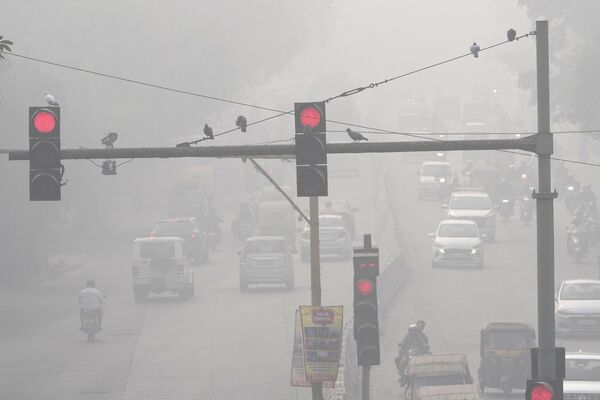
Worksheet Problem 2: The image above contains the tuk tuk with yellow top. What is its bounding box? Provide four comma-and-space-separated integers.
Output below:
478, 321, 536, 394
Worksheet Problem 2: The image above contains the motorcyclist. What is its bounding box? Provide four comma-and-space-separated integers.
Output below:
416, 320, 429, 346
79, 280, 105, 329
398, 324, 429, 355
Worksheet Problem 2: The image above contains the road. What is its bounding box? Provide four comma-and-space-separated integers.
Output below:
374, 151, 600, 400
0, 158, 379, 400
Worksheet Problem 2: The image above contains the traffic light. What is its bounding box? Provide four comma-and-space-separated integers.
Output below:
526, 380, 562, 400
29, 107, 61, 201
295, 102, 328, 197
353, 250, 380, 366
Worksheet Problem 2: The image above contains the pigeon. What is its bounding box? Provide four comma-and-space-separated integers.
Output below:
45, 92, 59, 106
236, 115, 248, 132
470, 42, 480, 58
346, 128, 368, 143
203, 123, 214, 140
507, 29, 517, 42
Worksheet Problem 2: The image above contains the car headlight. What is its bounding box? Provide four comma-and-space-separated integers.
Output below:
555, 307, 571, 316
439, 177, 446, 183
437, 152, 444, 157
471, 248, 477, 254
439, 248, 445, 254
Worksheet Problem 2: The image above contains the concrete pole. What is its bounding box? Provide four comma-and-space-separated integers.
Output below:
310, 196, 323, 400
535, 20, 557, 379
362, 365, 371, 400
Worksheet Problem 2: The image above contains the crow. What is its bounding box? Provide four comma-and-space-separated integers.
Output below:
507, 29, 517, 42
346, 128, 368, 143
45, 92, 59, 106
236, 115, 248, 132
204, 123, 214, 140
470, 42, 480, 58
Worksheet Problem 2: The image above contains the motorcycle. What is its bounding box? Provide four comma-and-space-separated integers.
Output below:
80, 310, 101, 342
395, 345, 430, 386
566, 227, 588, 263
497, 198, 514, 221
520, 196, 534, 225
234, 221, 253, 241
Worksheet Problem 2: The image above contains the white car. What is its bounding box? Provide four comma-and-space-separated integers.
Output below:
429, 219, 484, 269
417, 161, 452, 200
564, 352, 600, 399
443, 190, 496, 241
555, 279, 600, 337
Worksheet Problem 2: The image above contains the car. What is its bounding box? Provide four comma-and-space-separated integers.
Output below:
564, 352, 600, 399
417, 161, 453, 200
131, 237, 194, 302
239, 236, 294, 291
429, 219, 484, 269
555, 279, 600, 337
151, 217, 209, 265
299, 214, 352, 262
443, 189, 496, 241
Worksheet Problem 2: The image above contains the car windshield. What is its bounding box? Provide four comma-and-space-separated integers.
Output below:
319, 217, 343, 228
560, 283, 600, 300
154, 221, 193, 235
566, 358, 600, 381
438, 223, 478, 238
487, 330, 530, 349
421, 164, 451, 177
140, 242, 176, 259
412, 375, 466, 388
246, 240, 286, 254
450, 196, 492, 210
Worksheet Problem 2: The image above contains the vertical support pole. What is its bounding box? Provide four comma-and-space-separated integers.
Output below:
310, 196, 323, 400
362, 365, 370, 400
535, 20, 557, 380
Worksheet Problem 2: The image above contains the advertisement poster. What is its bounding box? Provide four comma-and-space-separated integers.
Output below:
299, 305, 343, 382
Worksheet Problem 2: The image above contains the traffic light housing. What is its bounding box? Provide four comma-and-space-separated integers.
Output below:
29, 107, 61, 201
526, 380, 562, 400
295, 101, 328, 197
353, 250, 380, 366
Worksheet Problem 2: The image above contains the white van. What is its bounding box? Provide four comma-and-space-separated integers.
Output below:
131, 237, 194, 302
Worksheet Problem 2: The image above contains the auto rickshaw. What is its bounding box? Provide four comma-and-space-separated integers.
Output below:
478, 322, 537, 394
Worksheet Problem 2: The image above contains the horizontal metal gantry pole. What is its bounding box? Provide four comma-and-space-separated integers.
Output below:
7, 135, 536, 160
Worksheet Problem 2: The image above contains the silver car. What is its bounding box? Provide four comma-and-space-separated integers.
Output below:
556, 279, 600, 337
239, 236, 294, 292
299, 214, 352, 261
564, 352, 600, 399
443, 190, 496, 241
429, 219, 484, 269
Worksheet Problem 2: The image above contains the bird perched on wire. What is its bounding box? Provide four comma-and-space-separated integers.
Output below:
204, 123, 214, 140
346, 128, 368, 143
507, 29, 517, 42
236, 115, 248, 132
469, 42, 481, 58
44, 92, 59, 106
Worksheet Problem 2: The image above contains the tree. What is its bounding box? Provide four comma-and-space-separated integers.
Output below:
519, 2, 600, 139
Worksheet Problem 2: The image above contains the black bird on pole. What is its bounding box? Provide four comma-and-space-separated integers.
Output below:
236, 115, 248, 132
346, 128, 368, 143
470, 42, 481, 58
204, 124, 214, 140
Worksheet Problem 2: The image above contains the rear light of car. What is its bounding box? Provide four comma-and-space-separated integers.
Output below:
177, 265, 184, 274
191, 229, 199, 239
149, 231, 156, 238
132, 266, 139, 276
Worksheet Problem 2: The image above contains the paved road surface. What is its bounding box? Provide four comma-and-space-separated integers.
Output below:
374, 151, 600, 400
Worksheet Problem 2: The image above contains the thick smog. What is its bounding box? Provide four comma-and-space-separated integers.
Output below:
1, 2, 599, 400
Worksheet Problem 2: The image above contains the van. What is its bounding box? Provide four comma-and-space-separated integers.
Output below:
131, 237, 194, 302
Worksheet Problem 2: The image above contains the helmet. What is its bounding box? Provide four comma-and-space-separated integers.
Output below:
86, 279, 96, 288
408, 324, 419, 334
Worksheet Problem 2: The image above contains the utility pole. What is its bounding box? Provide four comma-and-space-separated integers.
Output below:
309, 196, 323, 400
533, 20, 561, 381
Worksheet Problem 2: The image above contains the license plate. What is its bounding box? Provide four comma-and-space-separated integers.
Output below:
577, 319, 598, 326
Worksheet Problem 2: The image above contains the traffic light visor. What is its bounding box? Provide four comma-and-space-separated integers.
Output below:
32, 110, 57, 134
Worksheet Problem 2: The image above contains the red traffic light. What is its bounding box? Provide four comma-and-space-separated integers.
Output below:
356, 279, 374, 296
32, 110, 57, 134
531, 383, 553, 400
299, 105, 322, 129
